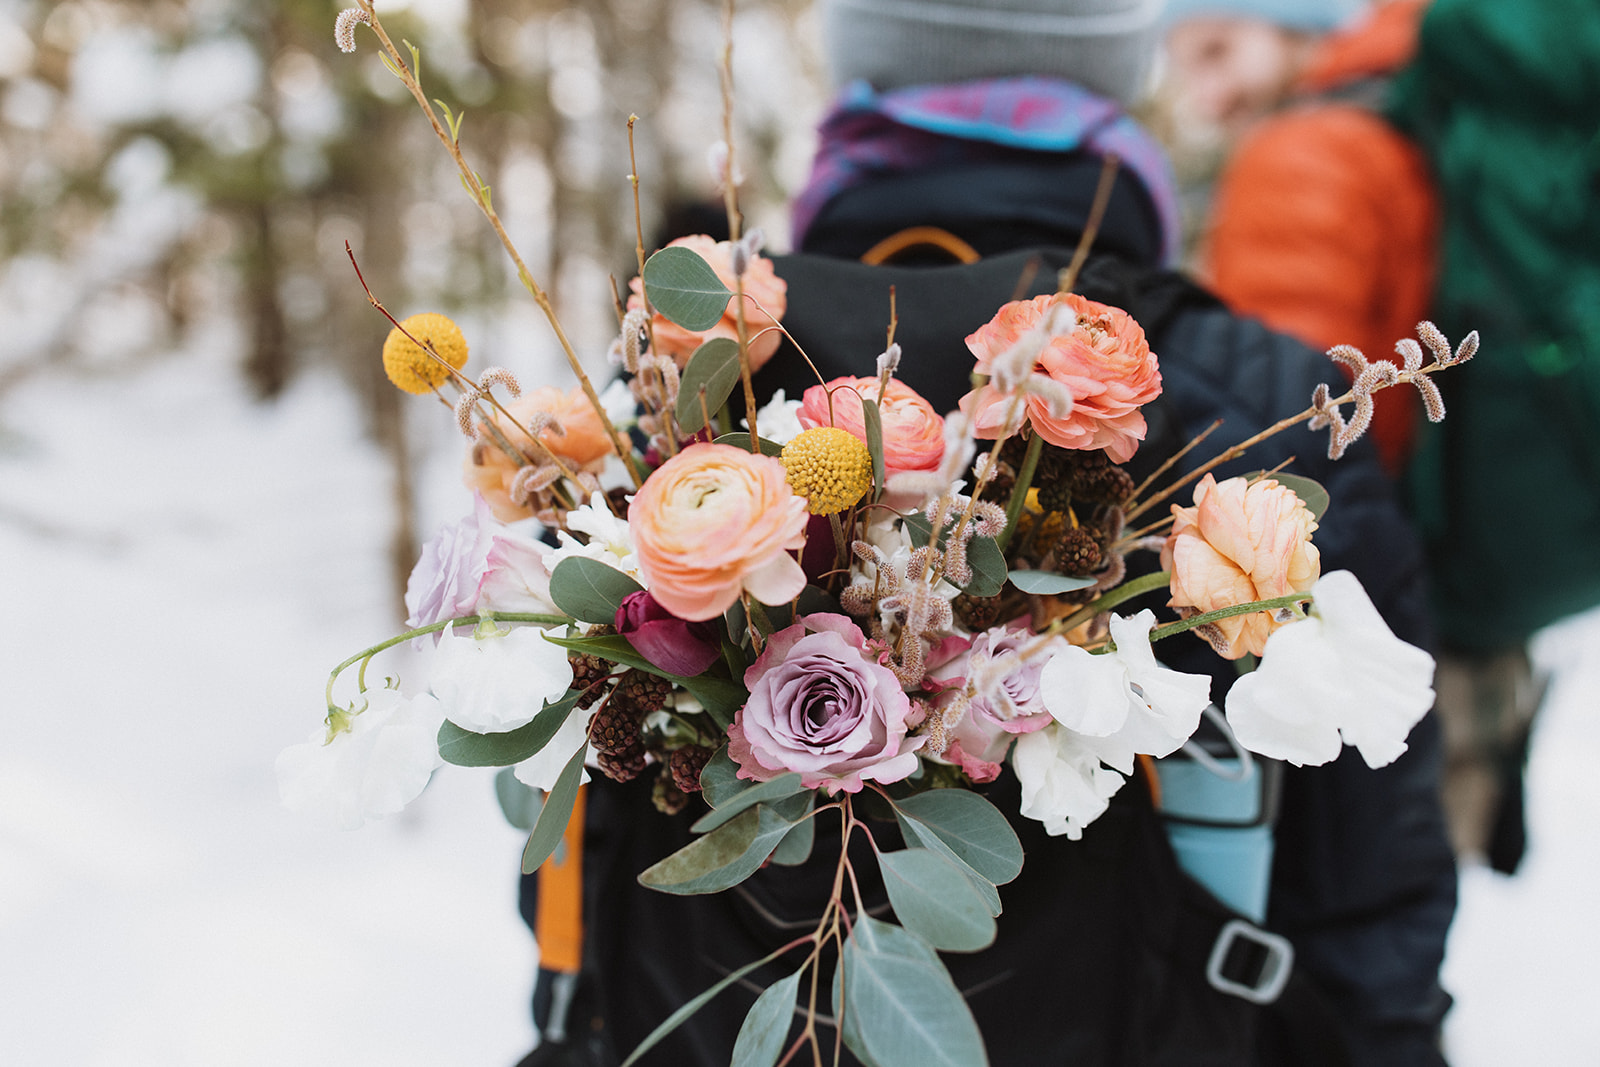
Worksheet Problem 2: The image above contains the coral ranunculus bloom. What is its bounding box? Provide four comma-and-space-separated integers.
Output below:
960, 292, 1161, 463
1161, 474, 1322, 659
626, 234, 787, 372
798, 376, 945, 476
628, 442, 809, 621
463, 386, 615, 522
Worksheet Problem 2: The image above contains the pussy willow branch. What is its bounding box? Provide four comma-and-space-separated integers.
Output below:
717, 0, 760, 451
353, 0, 643, 488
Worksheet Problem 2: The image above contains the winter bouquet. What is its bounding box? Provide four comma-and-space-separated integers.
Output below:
285, 6, 1475, 1066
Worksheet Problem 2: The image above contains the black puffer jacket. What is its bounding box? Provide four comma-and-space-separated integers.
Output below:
521, 166, 1455, 1067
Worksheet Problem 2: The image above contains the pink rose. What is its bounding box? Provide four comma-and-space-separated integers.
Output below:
405, 493, 557, 630
628, 442, 808, 621
464, 385, 616, 522
797, 377, 945, 476
1161, 474, 1322, 659
626, 234, 787, 372
927, 624, 1059, 779
729, 614, 924, 794
960, 292, 1161, 463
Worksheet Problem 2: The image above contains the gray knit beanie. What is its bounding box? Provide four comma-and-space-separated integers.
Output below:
821, 0, 1165, 106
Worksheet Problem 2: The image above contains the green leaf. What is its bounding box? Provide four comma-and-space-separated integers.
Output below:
494, 767, 542, 831
839, 916, 990, 1067
894, 817, 1002, 917
1252, 470, 1331, 521
692, 772, 806, 832
437, 690, 582, 767
877, 848, 997, 952
1007, 569, 1098, 595
892, 790, 1024, 885
861, 395, 887, 500
713, 432, 784, 457
620, 941, 797, 1067
678, 338, 744, 434
730, 969, 804, 1067
699, 746, 745, 807
642, 245, 732, 331
638, 803, 801, 895
769, 808, 816, 866
521, 743, 587, 874
548, 556, 642, 624
541, 631, 748, 728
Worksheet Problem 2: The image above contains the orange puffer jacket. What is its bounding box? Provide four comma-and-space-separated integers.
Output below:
1200, 0, 1435, 475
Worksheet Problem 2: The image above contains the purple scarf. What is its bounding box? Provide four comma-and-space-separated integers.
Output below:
791, 77, 1181, 266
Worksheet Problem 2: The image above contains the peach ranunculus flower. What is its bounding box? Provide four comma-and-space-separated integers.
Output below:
464, 386, 615, 522
1160, 474, 1322, 660
628, 442, 809, 622
960, 292, 1161, 463
798, 376, 944, 477
625, 234, 788, 372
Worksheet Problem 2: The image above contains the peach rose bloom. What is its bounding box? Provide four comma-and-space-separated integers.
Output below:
629, 442, 809, 621
1161, 474, 1321, 660
626, 234, 788, 372
798, 376, 944, 476
960, 292, 1161, 463
464, 386, 615, 522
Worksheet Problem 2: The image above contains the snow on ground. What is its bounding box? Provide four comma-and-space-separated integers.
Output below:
1, 352, 1597, 1065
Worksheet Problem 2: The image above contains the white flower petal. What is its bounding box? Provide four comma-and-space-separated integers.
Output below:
1012, 724, 1127, 839
430, 626, 574, 734
512, 707, 593, 792
1040, 644, 1131, 736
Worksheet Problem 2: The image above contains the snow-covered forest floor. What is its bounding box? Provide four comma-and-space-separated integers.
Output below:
2, 349, 1597, 1065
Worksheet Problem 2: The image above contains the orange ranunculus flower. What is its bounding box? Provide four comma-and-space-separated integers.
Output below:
629, 442, 809, 621
798, 376, 945, 477
463, 386, 615, 522
626, 234, 787, 372
960, 292, 1161, 463
1161, 474, 1321, 660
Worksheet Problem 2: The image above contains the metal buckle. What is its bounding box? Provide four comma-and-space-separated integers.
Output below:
1206, 919, 1294, 1005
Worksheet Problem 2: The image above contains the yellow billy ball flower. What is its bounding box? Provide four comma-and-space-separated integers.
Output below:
781, 427, 873, 515
382, 312, 468, 394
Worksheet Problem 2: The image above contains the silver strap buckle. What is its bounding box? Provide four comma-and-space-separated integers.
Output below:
1206, 919, 1294, 1005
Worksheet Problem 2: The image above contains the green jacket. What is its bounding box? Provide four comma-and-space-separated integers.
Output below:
1388, 0, 1600, 650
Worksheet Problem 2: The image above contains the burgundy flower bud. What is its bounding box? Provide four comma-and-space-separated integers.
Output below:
614, 590, 722, 677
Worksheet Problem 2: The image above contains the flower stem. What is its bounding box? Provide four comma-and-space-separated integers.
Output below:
1147, 592, 1311, 644
996, 431, 1045, 552
1047, 569, 1171, 636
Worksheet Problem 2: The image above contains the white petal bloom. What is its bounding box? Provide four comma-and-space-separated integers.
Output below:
1225, 569, 1435, 768
743, 388, 804, 445
1011, 723, 1127, 839
512, 705, 593, 792
429, 625, 574, 734
1040, 610, 1212, 772
549, 491, 640, 580
276, 687, 447, 830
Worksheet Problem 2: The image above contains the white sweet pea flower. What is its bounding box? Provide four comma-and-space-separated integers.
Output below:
598, 376, 638, 430
1224, 569, 1435, 768
276, 685, 447, 830
549, 491, 640, 580
743, 388, 804, 445
512, 705, 593, 792
1011, 723, 1127, 839
429, 625, 574, 734
1040, 610, 1212, 770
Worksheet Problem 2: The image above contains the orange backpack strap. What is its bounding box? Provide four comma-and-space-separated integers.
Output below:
860, 225, 981, 266
534, 783, 586, 974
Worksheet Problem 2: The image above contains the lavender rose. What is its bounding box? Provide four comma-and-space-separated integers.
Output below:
927, 624, 1061, 782
728, 614, 923, 794
405, 493, 557, 630
615, 591, 722, 676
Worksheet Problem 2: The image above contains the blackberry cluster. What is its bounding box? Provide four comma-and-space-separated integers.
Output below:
1055, 526, 1104, 576
1070, 452, 1135, 504
617, 669, 671, 714
597, 744, 648, 783
953, 592, 1005, 631
588, 692, 643, 756
569, 624, 617, 709
652, 773, 689, 816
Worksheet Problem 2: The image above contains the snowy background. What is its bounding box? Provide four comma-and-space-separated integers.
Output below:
3, 344, 1598, 1065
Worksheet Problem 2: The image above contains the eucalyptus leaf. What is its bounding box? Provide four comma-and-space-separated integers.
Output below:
541, 631, 748, 728
438, 690, 582, 767
691, 773, 806, 832
878, 848, 997, 952
521, 743, 587, 874
678, 338, 745, 434
549, 556, 643, 624
894, 817, 1002, 917
638, 803, 799, 895
1007, 569, 1098, 595
903, 514, 1007, 596
840, 916, 989, 1067
1252, 470, 1330, 521
642, 245, 732, 331
893, 790, 1024, 885
769, 808, 816, 866
713, 432, 785, 457
699, 747, 745, 807
494, 767, 543, 831
730, 969, 804, 1067
862, 395, 887, 501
